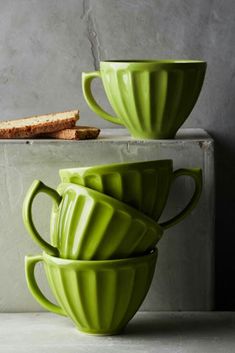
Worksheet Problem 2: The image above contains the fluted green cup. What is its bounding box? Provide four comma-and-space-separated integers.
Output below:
82, 60, 206, 139
25, 249, 157, 335
22, 181, 163, 259
60, 160, 202, 228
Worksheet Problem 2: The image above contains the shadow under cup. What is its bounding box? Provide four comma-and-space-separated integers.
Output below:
82, 60, 207, 139
25, 249, 158, 335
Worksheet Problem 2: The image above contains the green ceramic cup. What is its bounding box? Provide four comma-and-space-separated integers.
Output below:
25, 249, 158, 335
22, 181, 163, 259
82, 60, 206, 139
59, 160, 202, 228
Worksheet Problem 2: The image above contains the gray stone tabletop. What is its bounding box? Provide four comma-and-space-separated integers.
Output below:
0, 127, 212, 143
0, 312, 235, 353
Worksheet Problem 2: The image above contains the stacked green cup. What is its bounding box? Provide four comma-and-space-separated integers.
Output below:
24, 58, 206, 334
82, 60, 206, 139
23, 160, 202, 335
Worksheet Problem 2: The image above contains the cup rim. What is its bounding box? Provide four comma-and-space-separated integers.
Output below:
101, 59, 206, 64
59, 159, 173, 175
57, 182, 163, 233
42, 247, 158, 267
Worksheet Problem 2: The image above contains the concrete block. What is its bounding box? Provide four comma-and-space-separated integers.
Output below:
0, 128, 214, 311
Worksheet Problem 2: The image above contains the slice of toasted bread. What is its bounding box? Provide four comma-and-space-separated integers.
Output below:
41, 126, 100, 140
0, 110, 79, 139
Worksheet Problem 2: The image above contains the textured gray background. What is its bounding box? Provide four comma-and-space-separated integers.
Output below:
0, 0, 234, 308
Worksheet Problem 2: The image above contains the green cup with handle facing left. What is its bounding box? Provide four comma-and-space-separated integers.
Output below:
22, 181, 163, 260
82, 60, 206, 139
59, 160, 203, 229
25, 249, 158, 335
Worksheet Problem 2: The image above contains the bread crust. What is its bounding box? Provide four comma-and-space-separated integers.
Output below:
0, 110, 79, 139
41, 126, 100, 140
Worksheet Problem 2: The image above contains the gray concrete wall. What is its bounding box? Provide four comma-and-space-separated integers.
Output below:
0, 0, 234, 308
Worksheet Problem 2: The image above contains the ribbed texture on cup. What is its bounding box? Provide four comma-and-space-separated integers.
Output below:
51, 185, 162, 260
44, 250, 157, 334
60, 164, 172, 220
102, 66, 206, 138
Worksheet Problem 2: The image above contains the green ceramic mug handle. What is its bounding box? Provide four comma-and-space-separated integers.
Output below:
22, 180, 61, 257
25, 255, 66, 316
82, 71, 123, 125
159, 168, 202, 230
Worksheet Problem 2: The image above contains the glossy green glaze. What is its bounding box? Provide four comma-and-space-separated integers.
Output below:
82, 60, 206, 139
25, 249, 157, 335
22, 181, 163, 259
59, 160, 203, 227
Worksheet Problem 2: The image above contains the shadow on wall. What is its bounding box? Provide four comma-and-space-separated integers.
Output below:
213, 134, 235, 310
